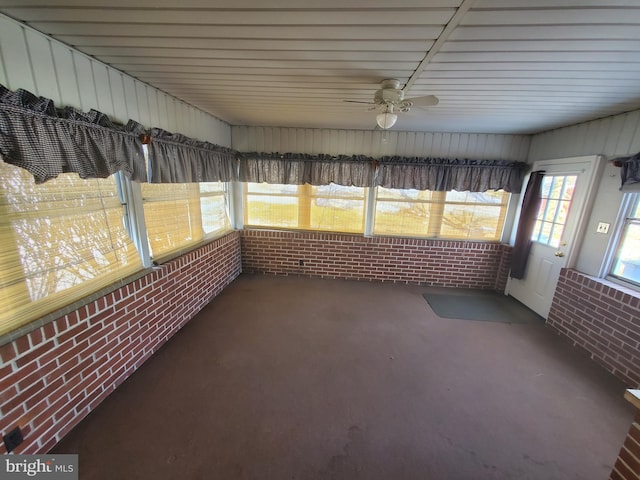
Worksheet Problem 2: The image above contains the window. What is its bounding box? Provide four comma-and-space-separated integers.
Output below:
0, 156, 232, 335
373, 187, 509, 240
609, 194, 640, 286
0, 162, 142, 336
532, 175, 577, 248
141, 182, 231, 259
244, 183, 366, 233
199, 182, 231, 236
0, 154, 516, 337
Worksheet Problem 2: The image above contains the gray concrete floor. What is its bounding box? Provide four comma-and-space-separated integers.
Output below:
54, 274, 634, 479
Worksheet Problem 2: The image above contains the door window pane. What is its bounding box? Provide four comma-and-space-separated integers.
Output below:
532, 175, 577, 248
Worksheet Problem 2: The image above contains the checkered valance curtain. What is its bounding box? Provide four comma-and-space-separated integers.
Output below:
239, 152, 528, 192
0, 84, 528, 192
238, 152, 375, 187
147, 128, 237, 183
0, 84, 147, 184
612, 152, 640, 192
376, 157, 529, 193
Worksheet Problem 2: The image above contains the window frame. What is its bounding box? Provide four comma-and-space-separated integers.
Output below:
140, 180, 233, 262
243, 182, 368, 234
372, 186, 511, 241
242, 182, 512, 241
198, 181, 233, 237
604, 192, 640, 289
1, 160, 517, 338
0, 165, 144, 336
530, 174, 577, 249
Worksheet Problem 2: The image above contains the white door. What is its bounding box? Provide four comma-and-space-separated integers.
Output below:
507, 156, 602, 318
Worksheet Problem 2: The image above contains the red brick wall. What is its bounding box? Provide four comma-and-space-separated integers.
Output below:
241, 229, 512, 290
547, 268, 640, 387
0, 231, 241, 454
610, 412, 640, 480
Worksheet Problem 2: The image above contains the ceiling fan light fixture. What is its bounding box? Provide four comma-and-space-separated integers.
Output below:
376, 106, 398, 129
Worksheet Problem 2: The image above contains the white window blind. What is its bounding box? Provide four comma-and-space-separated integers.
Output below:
141, 182, 231, 259
0, 161, 142, 336
244, 183, 366, 233
373, 188, 509, 240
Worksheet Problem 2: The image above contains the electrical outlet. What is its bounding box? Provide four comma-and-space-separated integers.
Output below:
596, 222, 610, 234
3, 426, 24, 453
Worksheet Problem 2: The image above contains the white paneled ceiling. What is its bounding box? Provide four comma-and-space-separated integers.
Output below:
1, 0, 640, 134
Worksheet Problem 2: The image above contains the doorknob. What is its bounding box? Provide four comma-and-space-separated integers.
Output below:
554, 251, 565, 257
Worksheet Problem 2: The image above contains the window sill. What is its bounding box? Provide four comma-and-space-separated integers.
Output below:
604, 275, 640, 296
0, 267, 153, 348
150, 229, 237, 266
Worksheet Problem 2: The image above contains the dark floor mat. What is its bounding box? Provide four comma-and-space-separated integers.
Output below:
423, 290, 544, 324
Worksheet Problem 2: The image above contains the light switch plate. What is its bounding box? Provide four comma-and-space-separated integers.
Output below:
596, 222, 610, 234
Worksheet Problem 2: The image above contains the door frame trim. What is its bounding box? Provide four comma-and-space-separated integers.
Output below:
505, 154, 603, 295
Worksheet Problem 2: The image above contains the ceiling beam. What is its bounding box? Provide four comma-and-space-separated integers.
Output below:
404, 0, 477, 92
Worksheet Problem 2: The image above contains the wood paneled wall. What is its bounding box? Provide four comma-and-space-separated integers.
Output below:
529, 110, 640, 161
232, 126, 531, 161
0, 14, 231, 147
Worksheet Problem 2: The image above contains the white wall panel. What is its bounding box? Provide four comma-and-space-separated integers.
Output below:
145, 88, 160, 128
0, 19, 35, 92
615, 112, 640, 155
167, 95, 177, 132
174, 98, 183, 133
91, 62, 114, 118
628, 116, 640, 154
50, 42, 80, 108
529, 109, 640, 161
194, 110, 205, 142
134, 80, 150, 127
0, 43, 6, 85
156, 93, 169, 131
0, 14, 231, 146
159, 95, 172, 132
108, 69, 127, 124
231, 126, 531, 161
24, 32, 59, 103
122, 76, 140, 123
73, 54, 98, 112
605, 117, 623, 152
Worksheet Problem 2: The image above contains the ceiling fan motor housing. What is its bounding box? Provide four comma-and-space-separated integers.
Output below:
374, 87, 405, 106
366, 79, 436, 117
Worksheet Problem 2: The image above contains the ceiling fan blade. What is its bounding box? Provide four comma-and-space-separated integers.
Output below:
404, 95, 439, 107
343, 100, 376, 104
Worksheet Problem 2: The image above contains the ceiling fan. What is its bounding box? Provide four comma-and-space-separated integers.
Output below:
344, 79, 439, 129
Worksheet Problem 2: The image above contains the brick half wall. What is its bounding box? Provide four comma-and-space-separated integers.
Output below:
610, 412, 640, 480
241, 229, 512, 291
548, 268, 640, 387
0, 231, 241, 454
